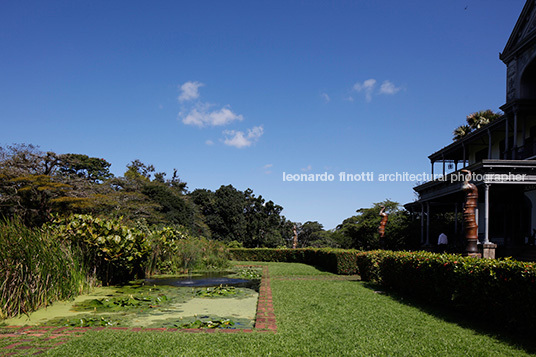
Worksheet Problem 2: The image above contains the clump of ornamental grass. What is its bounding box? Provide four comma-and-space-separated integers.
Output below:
0, 217, 89, 319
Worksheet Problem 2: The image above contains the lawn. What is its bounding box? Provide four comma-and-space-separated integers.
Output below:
6, 262, 536, 356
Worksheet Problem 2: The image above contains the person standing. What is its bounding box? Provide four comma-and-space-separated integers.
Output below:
438, 233, 448, 252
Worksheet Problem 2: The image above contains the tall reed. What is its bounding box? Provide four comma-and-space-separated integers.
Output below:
0, 218, 89, 319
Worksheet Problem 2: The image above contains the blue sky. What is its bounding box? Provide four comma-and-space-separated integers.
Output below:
0, 0, 526, 229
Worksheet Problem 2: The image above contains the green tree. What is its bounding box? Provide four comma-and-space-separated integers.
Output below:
297, 221, 324, 247
332, 200, 411, 250
190, 185, 291, 247
94, 160, 195, 228
57, 154, 112, 182
243, 189, 287, 247
0, 145, 102, 225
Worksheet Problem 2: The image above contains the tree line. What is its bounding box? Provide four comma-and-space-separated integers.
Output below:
0, 144, 293, 248
295, 200, 420, 250
0, 144, 418, 249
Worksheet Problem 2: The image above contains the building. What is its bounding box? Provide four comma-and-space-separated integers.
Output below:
405, 0, 536, 259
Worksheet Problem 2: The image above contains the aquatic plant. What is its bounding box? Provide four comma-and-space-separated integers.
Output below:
49, 214, 151, 285
195, 285, 238, 298
73, 293, 169, 312
45, 316, 120, 327
0, 217, 89, 319
234, 266, 262, 280
176, 318, 235, 329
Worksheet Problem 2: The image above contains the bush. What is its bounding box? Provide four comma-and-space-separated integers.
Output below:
49, 214, 151, 285
355, 250, 389, 282
229, 248, 360, 275
231, 247, 536, 331
356, 250, 536, 331
147, 226, 230, 275
0, 218, 89, 319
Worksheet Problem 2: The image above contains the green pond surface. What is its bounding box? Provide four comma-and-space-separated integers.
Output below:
3, 278, 259, 329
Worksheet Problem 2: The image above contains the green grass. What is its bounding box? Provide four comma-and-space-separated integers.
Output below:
41, 262, 536, 356
234, 260, 334, 277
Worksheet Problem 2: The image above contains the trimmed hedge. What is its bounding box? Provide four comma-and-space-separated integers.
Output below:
232, 248, 536, 331
356, 250, 536, 331
229, 248, 360, 275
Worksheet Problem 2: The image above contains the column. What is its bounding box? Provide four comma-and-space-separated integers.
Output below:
513, 112, 518, 159
505, 116, 509, 159
488, 129, 492, 159
482, 183, 497, 258
484, 184, 490, 244
454, 203, 458, 235
522, 115, 526, 155
462, 142, 466, 167
426, 202, 430, 246
420, 203, 424, 245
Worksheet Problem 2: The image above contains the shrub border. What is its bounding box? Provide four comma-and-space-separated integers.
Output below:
230, 248, 536, 331
229, 248, 360, 275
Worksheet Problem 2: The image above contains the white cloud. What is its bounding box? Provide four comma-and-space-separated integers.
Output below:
181, 105, 244, 127
353, 79, 400, 101
301, 164, 312, 172
353, 79, 376, 102
321, 93, 330, 103
379, 80, 401, 95
178, 81, 204, 102
263, 163, 273, 169
223, 125, 264, 148
354, 78, 376, 91
178, 82, 259, 146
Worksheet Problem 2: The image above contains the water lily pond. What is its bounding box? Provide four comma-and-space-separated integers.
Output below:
3, 270, 261, 329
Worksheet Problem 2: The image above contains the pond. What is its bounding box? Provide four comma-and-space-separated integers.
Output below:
2, 269, 262, 329
145, 271, 257, 289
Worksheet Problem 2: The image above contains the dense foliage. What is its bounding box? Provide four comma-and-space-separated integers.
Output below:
49, 214, 151, 285
190, 185, 294, 247
356, 250, 536, 331
230, 248, 360, 275
0, 218, 89, 319
331, 200, 413, 250
294, 200, 416, 250
0, 144, 295, 248
146, 226, 230, 275
0, 144, 421, 250
0, 214, 232, 319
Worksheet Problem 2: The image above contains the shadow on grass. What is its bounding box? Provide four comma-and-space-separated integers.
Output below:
309, 264, 336, 274
359, 281, 536, 354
